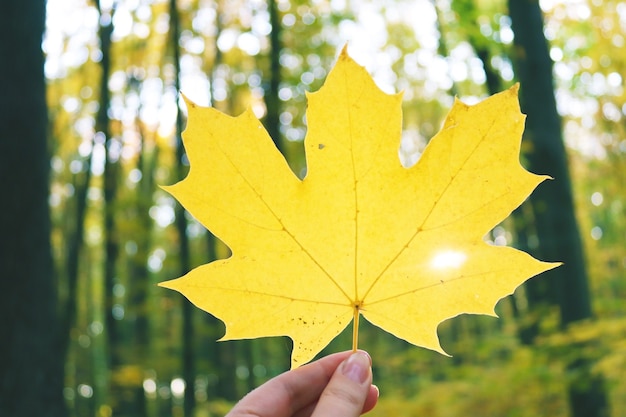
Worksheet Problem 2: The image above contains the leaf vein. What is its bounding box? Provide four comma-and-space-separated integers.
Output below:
216, 140, 352, 302
362, 117, 500, 301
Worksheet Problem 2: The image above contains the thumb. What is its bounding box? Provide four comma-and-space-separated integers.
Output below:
311, 351, 372, 417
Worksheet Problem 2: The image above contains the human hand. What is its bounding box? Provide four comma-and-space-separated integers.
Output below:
225, 350, 379, 417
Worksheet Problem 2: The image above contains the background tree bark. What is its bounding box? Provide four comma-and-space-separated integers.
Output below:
169, 0, 197, 414
509, 0, 591, 326
0, 0, 67, 415
508, 0, 610, 415
263, 0, 284, 151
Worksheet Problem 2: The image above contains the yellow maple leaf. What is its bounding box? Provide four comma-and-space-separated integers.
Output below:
160, 49, 560, 368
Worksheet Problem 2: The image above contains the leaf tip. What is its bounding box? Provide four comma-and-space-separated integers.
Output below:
180, 92, 197, 109
545, 260, 564, 271
435, 344, 452, 358
339, 43, 350, 58
157, 277, 180, 290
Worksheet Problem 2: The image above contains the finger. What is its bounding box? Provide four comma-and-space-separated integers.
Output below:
293, 383, 379, 417
226, 351, 353, 417
310, 351, 373, 417
362, 385, 380, 414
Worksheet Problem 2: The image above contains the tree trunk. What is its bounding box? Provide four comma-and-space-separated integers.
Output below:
169, 0, 196, 415
508, 0, 591, 325
92, 2, 141, 415
0, 1, 67, 416
129, 130, 157, 357
508, 0, 609, 415
452, 0, 504, 95
94, 1, 122, 373
61, 148, 93, 363
126, 122, 156, 417
264, 0, 283, 151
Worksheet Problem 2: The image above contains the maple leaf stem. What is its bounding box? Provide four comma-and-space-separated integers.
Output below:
352, 304, 360, 352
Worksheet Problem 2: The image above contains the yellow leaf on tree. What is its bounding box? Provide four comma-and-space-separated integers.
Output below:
160, 48, 560, 369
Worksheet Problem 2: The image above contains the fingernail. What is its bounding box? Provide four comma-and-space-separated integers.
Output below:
341, 351, 371, 384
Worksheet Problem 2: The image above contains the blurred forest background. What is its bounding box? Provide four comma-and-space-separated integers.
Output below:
1, 0, 625, 416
